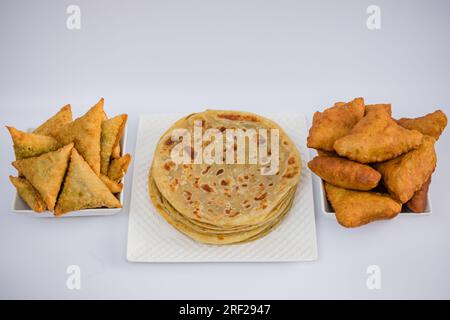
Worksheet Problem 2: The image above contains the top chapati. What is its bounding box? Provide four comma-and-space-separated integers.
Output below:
151, 110, 301, 229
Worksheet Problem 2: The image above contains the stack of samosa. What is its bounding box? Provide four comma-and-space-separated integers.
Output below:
7, 98, 132, 216
307, 98, 447, 227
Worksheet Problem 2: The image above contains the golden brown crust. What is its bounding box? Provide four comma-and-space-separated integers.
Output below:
99, 174, 123, 194
12, 143, 73, 211
54, 98, 104, 175
100, 114, 128, 175
325, 183, 401, 228
6, 126, 60, 160
365, 104, 392, 116
375, 136, 436, 203
34, 104, 72, 137
107, 154, 131, 182
308, 156, 381, 190
111, 144, 121, 159
316, 149, 338, 157
397, 110, 447, 140
54, 149, 121, 216
334, 108, 423, 163
307, 97, 365, 151
406, 178, 431, 213
9, 176, 47, 213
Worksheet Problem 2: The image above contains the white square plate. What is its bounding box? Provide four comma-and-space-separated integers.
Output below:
127, 113, 318, 262
10, 127, 128, 217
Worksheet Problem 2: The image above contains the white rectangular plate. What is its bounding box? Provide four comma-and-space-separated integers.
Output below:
10, 127, 128, 217
127, 113, 318, 262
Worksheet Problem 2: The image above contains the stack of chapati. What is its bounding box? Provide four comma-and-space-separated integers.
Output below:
149, 110, 301, 245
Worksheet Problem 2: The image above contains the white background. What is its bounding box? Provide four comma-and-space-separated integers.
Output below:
0, 0, 449, 299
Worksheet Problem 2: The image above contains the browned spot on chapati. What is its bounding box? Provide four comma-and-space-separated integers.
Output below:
217, 114, 259, 122
201, 184, 214, 192
254, 192, 267, 201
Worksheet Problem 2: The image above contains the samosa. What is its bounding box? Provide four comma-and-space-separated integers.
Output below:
9, 176, 47, 213
54, 149, 121, 216
54, 98, 104, 175
6, 126, 60, 160
108, 154, 131, 182
12, 143, 73, 211
100, 114, 127, 175
34, 104, 72, 137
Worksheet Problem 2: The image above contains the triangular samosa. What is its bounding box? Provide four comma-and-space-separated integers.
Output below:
107, 154, 131, 182
100, 114, 127, 175
54, 149, 122, 216
54, 98, 104, 175
12, 143, 73, 211
9, 176, 47, 213
100, 175, 123, 194
6, 126, 60, 159
34, 104, 72, 137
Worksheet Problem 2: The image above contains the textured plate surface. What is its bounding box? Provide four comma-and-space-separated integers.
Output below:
127, 113, 317, 262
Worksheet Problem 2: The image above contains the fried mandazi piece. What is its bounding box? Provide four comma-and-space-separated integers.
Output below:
100, 114, 127, 175
12, 143, 73, 211
307, 97, 365, 151
375, 136, 436, 203
308, 156, 381, 190
54, 149, 122, 216
316, 149, 337, 157
34, 104, 72, 137
334, 108, 423, 163
6, 126, 60, 160
406, 178, 431, 213
111, 144, 121, 159
54, 98, 104, 175
107, 153, 131, 182
325, 183, 401, 228
397, 110, 447, 140
9, 176, 47, 213
100, 174, 123, 194
365, 104, 392, 116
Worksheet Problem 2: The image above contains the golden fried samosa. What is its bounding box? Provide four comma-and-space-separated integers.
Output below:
34, 104, 72, 137
54, 98, 104, 175
6, 126, 60, 160
9, 176, 47, 213
100, 114, 127, 175
54, 149, 121, 215
107, 153, 131, 182
100, 174, 123, 194
12, 143, 73, 211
